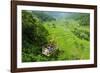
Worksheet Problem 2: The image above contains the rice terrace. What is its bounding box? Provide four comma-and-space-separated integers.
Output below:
22, 10, 90, 62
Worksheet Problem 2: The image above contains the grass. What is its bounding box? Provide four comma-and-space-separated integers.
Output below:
43, 20, 90, 60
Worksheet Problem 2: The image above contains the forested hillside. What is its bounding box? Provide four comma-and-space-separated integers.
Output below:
22, 10, 90, 62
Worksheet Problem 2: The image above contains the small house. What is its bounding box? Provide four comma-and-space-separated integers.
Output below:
42, 44, 55, 56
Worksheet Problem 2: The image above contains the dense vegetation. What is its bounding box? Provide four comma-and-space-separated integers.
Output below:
22, 10, 90, 62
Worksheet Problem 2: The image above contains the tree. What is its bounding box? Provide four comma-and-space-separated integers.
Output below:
66, 13, 90, 26
22, 10, 49, 47
22, 10, 49, 62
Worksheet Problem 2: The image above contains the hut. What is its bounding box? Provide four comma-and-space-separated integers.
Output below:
42, 44, 55, 56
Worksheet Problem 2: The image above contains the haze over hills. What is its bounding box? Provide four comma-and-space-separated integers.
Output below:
26, 10, 89, 21
31, 10, 74, 20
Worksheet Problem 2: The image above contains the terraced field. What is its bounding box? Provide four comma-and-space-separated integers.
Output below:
43, 20, 90, 60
